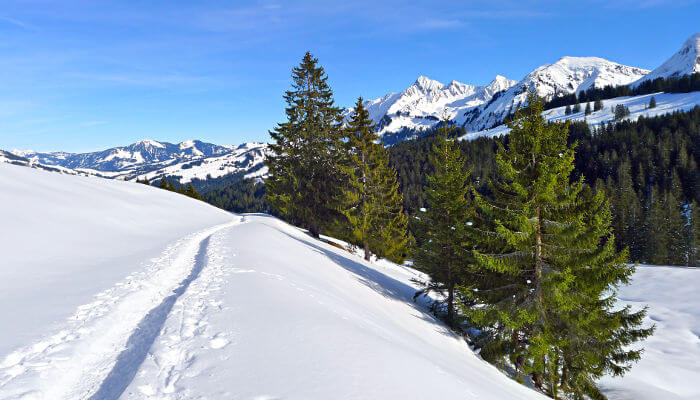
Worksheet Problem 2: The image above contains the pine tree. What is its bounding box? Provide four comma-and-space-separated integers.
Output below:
413, 119, 475, 328
265, 52, 346, 238
565, 105, 572, 115
585, 102, 592, 115
573, 103, 581, 113
649, 96, 657, 109
594, 98, 604, 112
341, 98, 408, 262
463, 92, 652, 399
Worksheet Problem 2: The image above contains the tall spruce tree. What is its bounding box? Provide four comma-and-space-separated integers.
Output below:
462, 92, 652, 399
341, 98, 409, 262
266, 52, 346, 238
413, 119, 475, 328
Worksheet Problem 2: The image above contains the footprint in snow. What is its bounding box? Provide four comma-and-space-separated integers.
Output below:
210, 335, 229, 349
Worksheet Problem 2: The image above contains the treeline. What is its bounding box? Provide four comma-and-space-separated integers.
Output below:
204, 178, 267, 213
136, 177, 203, 200
545, 72, 700, 110
388, 107, 700, 267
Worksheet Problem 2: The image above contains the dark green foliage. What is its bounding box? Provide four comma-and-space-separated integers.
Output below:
573, 103, 581, 113
649, 96, 657, 109
413, 120, 475, 328
265, 52, 346, 238
565, 105, 572, 115
585, 102, 592, 115
388, 106, 700, 266
594, 98, 604, 112
613, 104, 630, 121
463, 92, 653, 399
340, 98, 409, 262
204, 178, 267, 214
155, 178, 203, 201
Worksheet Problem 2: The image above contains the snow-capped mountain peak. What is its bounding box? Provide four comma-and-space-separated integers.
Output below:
413, 75, 446, 92
350, 74, 517, 143
463, 56, 649, 131
633, 32, 700, 86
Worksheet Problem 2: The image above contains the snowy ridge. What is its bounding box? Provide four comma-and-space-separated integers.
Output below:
633, 33, 700, 86
346, 75, 517, 139
463, 56, 649, 131
6, 140, 270, 186
460, 91, 700, 141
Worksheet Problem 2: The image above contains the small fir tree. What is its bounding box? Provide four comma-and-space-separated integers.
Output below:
341, 97, 409, 262
462, 92, 653, 399
265, 52, 346, 238
413, 118, 475, 328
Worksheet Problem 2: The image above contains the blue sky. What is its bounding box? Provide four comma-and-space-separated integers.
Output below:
0, 0, 698, 152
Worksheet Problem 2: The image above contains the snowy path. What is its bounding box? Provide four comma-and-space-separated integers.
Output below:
0, 218, 242, 400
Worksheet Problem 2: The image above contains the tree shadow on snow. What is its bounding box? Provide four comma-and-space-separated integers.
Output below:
273, 226, 457, 340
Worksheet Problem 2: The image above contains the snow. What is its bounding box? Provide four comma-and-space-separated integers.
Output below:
0, 162, 697, 399
347, 75, 518, 136
460, 91, 700, 141
351, 56, 649, 138
633, 32, 700, 86
599, 265, 700, 400
0, 163, 232, 358
0, 163, 548, 399
465, 57, 649, 131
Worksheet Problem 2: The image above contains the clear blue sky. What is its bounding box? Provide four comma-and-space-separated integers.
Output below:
0, 0, 698, 152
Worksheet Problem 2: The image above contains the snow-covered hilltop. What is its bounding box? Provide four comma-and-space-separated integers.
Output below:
355, 33, 700, 141
0, 162, 549, 400
633, 32, 700, 86
9, 140, 269, 186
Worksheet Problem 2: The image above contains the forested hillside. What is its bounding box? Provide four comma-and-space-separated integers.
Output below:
388, 107, 700, 266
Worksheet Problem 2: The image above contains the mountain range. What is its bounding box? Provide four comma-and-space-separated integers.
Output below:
8, 140, 269, 189
3, 33, 699, 189
351, 32, 699, 141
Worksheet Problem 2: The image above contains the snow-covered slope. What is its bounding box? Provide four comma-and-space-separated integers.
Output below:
348, 75, 517, 140
633, 33, 700, 86
460, 91, 700, 141
130, 142, 268, 184
599, 265, 700, 400
0, 163, 233, 360
0, 163, 548, 399
464, 57, 649, 131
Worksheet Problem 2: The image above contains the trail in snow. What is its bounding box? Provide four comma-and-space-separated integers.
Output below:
0, 218, 241, 400
89, 236, 212, 400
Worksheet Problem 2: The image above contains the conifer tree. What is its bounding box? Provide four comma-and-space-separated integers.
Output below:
413, 119, 475, 328
341, 98, 408, 262
565, 105, 572, 115
585, 102, 592, 115
266, 52, 346, 238
594, 98, 604, 111
573, 103, 581, 113
649, 96, 657, 109
462, 92, 652, 399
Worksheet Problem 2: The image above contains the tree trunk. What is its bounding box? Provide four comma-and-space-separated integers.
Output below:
446, 279, 455, 329
309, 222, 320, 239
364, 241, 371, 261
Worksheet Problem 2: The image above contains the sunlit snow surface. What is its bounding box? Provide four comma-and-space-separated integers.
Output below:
0, 163, 546, 399
460, 91, 700, 141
